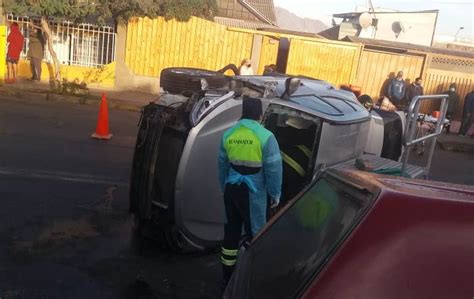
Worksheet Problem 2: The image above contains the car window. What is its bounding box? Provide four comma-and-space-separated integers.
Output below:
247, 174, 372, 299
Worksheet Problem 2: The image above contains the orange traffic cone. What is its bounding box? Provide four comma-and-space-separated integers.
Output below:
91, 93, 113, 140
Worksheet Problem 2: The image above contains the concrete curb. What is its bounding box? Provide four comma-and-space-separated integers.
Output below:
437, 139, 474, 154
0, 87, 145, 112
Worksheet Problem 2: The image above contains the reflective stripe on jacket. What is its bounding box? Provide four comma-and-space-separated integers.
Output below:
281, 145, 311, 178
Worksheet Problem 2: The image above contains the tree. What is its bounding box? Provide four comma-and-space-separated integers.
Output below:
95, 0, 218, 23
3, 0, 217, 82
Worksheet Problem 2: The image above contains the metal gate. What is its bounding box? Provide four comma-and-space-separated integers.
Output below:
7, 14, 116, 67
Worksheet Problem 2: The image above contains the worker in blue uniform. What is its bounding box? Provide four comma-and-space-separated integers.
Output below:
218, 96, 283, 285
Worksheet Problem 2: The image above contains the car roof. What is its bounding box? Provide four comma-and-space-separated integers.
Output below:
235, 76, 370, 123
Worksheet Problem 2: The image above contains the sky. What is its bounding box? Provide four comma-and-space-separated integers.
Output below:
274, 0, 474, 38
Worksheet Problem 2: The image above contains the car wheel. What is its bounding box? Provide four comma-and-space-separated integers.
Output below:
160, 67, 229, 94
164, 226, 195, 254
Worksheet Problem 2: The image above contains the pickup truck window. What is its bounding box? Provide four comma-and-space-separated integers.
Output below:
248, 175, 372, 299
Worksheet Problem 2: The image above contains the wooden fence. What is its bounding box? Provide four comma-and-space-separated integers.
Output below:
126, 17, 254, 76
257, 36, 279, 75
420, 54, 474, 119
125, 16, 362, 87
286, 39, 361, 86
124, 17, 473, 118
355, 50, 425, 101
0, 25, 6, 84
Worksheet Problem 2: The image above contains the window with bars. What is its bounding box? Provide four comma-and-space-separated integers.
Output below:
7, 15, 116, 68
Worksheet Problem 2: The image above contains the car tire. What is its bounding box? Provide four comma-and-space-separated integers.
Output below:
160, 67, 229, 94
164, 226, 196, 254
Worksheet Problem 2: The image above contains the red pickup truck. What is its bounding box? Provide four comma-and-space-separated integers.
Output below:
224, 169, 474, 299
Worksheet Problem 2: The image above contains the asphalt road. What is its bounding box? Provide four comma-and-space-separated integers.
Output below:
0, 98, 221, 299
0, 97, 472, 299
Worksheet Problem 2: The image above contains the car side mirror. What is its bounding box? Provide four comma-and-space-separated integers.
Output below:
283, 77, 301, 99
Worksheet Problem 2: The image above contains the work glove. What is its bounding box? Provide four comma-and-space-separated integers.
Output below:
270, 197, 280, 209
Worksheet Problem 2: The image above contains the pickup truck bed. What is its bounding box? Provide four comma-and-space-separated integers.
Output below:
333, 153, 425, 179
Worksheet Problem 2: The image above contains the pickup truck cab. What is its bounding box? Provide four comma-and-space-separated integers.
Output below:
224, 169, 474, 299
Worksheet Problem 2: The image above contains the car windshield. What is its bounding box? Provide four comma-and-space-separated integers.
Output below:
246, 173, 373, 298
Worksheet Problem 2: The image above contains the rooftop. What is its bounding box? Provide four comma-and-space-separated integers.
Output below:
343, 36, 474, 59
214, 16, 277, 30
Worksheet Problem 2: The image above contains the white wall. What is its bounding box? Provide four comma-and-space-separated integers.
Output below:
358, 12, 438, 46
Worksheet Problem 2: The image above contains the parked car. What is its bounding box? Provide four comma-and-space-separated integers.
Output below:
224, 168, 474, 299
129, 68, 437, 252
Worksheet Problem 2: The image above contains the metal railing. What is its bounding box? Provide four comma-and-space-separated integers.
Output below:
401, 94, 449, 178
7, 14, 116, 68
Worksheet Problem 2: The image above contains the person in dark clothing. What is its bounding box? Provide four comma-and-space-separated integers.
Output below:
443, 83, 460, 133
404, 77, 424, 106
459, 91, 474, 137
387, 71, 405, 106
27, 27, 45, 81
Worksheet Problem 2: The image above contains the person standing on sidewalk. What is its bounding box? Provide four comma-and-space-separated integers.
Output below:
459, 91, 474, 137
27, 26, 45, 81
5, 22, 24, 84
443, 83, 460, 133
387, 71, 406, 107
218, 97, 282, 286
404, 77, 424, 106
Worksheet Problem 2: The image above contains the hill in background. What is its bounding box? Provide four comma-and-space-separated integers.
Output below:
275, 6, 329, 34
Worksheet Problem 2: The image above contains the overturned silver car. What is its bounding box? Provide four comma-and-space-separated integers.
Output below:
129, 68, 444, 252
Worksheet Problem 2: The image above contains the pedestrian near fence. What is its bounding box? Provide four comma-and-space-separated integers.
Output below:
459, 91, 474, 137
387, 71, 405, 106
5, 22, 24, 84
404, 77, 424, 106
441, 83, 460, 133
27, 26, 45, 81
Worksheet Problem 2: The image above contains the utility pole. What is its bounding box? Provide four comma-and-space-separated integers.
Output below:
455, 26, 464, 42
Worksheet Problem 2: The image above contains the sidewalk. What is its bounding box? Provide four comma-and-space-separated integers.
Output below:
437, 134, 474, 153
0, 79, 158, 111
